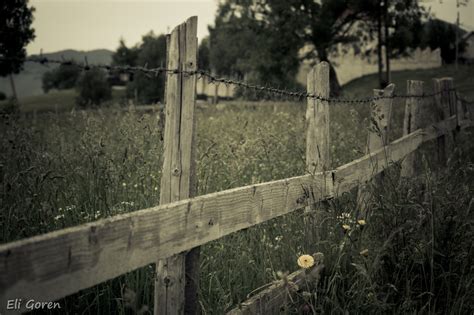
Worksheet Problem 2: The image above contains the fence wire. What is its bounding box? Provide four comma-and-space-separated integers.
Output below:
2, 56, 473, 106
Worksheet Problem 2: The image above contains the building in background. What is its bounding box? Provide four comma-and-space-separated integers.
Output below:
460, 31, 474, 64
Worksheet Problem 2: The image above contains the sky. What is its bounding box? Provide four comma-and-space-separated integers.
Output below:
26, 0, 474, 55
27, 0, 219, 54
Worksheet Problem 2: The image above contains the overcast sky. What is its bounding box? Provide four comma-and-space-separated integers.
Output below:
27, 0, 474, 55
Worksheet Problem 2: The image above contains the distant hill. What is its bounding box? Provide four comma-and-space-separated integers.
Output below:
0, 49, 113, 99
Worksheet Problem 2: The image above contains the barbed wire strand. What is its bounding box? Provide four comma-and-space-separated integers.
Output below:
2, 56, 473, 106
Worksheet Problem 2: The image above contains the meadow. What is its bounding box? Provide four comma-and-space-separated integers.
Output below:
1, 66, 473, 314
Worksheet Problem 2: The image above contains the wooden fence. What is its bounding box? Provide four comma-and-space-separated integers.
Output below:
1, 16, 473, 315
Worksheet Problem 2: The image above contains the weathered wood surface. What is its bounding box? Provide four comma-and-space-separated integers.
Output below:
357, 84, 395, 216
0, 115, 472, 314
433, 77, 455, 165
306, 62, 330, 175
305, 62, 330, 244
227, 270, 306, 315
401, 80, 426, 177
155, 16, 198, 315
226, 115, 473, 315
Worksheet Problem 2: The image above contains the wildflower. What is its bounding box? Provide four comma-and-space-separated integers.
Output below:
275, 235, 283, 242
297, 254, 314, 269
122, 182, 127, 187
342, 224, 351, 231
154, 186, 158, 191
54, 214, 64, 220
357, 219, 366, 226
360, 249, 369, 257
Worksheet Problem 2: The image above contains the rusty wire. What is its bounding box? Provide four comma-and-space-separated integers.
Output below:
1, 56, 469, 105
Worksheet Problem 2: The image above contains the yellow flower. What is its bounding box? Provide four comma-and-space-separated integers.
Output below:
360, 249, 369, 257
357, 219, 366, 226
297, 254, 314, 269
342, 224, 351, 231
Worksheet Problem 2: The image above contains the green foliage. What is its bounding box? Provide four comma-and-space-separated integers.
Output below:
0, 0, 35, 77
421, 19, 467, 64
112, 33, 166, 104
112, 39, 139, 67
41, 63, 81, 93
209, 0, 302, 92
198, 37, 210, 70
75, 68, 112, 107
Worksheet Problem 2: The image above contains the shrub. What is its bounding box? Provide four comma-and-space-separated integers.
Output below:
75, 68, 112, 107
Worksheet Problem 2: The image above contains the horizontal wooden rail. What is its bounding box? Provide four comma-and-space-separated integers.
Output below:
227, 115, 473, 314
0, 115, 472, 313
227, 270, 307, 315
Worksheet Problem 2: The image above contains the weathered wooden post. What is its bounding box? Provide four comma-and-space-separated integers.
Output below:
433, 78, 456, 165
155, 16, 198, 315
306, 61, 330, 243
401, 80, 427, 177
357, 84, 395, 216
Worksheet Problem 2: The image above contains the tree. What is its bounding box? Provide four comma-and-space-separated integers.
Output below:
75, 68, 111, 107
111, 33, 166, 104
198, 37, 210, 70
209, 0, 425, 94
0, 0, 35, 103
42, 62, 81, 93
112, 39, 139, 67
356, 0, 425, 87
208, 1, 302, 94
421, 19, 466, 64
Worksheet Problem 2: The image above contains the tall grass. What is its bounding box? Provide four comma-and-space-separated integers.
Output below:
1, 98, 472, 314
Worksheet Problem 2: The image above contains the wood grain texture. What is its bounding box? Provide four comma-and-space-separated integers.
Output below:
0, 115, 471, 314
305, 62, 330, 244
155, 16, 198, 315
306, 62, 330, 175
401, 80, 425, 178
433, 78, 455, 165
224, 116, 474, 315
227, 270, 306, 315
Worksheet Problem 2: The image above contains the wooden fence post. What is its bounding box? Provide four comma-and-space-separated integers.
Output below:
357, 84, 395, 217
433, 77, 456, 165
400, 80, 427, 178
306, 61, 330, 243
155, 16, 198, 315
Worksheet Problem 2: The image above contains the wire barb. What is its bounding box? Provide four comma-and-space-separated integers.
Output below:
0, 56, 471, 106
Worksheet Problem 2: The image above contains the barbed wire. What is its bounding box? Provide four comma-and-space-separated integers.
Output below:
1, 56, 471, 105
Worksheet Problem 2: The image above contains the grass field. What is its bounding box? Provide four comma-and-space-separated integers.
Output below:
0, 88, 127, 113
1, 66, 473, 314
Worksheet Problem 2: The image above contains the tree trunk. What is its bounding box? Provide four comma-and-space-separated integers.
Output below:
9, 74, 19, 104
384, 0, 391, 84
377, 2, 384, 89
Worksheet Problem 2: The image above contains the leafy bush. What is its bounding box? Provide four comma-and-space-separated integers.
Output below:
75, 68, 112, 107
42, 63, 81, 93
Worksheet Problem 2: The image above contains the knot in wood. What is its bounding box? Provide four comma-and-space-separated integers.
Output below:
172, 168, 181, 176
296, 195, 307, 205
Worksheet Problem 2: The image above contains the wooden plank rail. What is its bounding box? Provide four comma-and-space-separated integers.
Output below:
227, 115, 474, 314
1, 113, 471, 313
